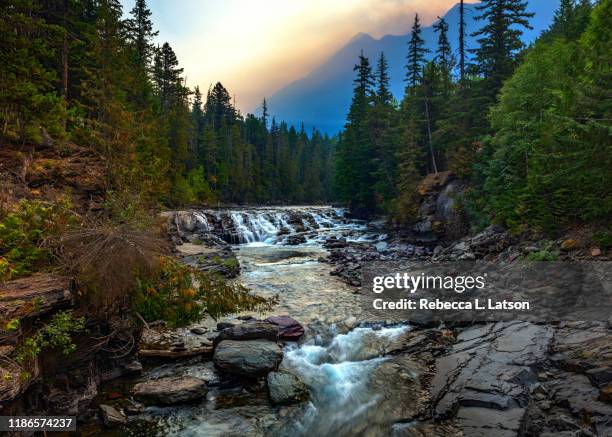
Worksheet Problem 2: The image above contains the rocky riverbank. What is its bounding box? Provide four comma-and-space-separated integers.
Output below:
3, 204, 609, 436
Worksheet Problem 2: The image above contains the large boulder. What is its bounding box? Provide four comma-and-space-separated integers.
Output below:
175, 211, 198, 233
214, 321, 279, 346
214, 340, 283, 377
264, 316, 304, 341
133, 376, 207, 405
267, 371, 309, 405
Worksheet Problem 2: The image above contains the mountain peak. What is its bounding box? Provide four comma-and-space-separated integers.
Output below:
348, 32, 374, 43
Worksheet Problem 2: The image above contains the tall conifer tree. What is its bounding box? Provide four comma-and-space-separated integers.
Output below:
470, 0, 534, 97
405, 14, 429, 89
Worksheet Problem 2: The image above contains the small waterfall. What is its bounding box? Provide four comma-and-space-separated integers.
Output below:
193, 211, 212, 232
230, 212, 256, 243
176, 207, 363, 245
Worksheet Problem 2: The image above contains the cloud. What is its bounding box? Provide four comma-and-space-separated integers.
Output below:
122, 0, 476, 113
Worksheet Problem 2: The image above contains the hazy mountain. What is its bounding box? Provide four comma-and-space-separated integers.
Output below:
263, 1, 560, 134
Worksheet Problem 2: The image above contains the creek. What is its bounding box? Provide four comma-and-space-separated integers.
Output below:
125, 207, 417, 436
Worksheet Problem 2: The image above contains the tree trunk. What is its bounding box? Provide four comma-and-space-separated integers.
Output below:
424, 97, 438, 174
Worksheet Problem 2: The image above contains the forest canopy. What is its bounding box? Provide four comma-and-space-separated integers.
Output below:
0, 0, 335, 207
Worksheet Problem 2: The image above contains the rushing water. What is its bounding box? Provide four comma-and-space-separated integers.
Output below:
128, 207, 413, 437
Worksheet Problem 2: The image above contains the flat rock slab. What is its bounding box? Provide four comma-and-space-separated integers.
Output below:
99, 404, 127, 427
264, 316, 304, 341
0, 273, 72, 321
133, 376, 207, 405
214, 321, 279, 346
214, 340, 283, 377
456, 406, 525, 437
431, 322, 554, 435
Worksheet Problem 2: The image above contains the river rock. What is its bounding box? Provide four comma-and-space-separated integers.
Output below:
175, 211, 198, 233
264, 316, 304, 341
285, 234, 307, 245
214, 321, 279, 345
217, 321, 235, 330
99, 404, 127, 427
214, 340, 283, 377
133, 376, 207, 405
267, 371, 309, 405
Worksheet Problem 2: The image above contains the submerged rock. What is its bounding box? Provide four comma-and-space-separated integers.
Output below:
264, 316, 304, 341
214, 340, 283, 377
133, 376, 207, 405
285, 234, 307, 245
267, 371, 309, 405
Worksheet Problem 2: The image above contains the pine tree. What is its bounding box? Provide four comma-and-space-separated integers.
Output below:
154, 42, 184, 111
405, 13, 429, 89
371, 52, 398, 207
434, 16, 453, 96
261, 97, 268, 130
434, 17, 453, 81
470, 0, 534, 97
375, 52, 393, 105
335, 51, 375, 214
125, 0, 158, 68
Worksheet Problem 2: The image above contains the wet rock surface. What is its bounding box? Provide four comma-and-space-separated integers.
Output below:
267, 371, 309, 405
213, 340, 283, 377
133, 376, 208, 405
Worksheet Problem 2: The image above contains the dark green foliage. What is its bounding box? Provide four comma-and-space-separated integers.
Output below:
336, 0, 610, 236
0, 0, 65, 143
405, 14, 429, 89
16, 310, 86, 365
335, 52, 378, 214
477, 0, 611, 232
470, 0, 534, 99
0, 199, 76, 281
594, 231, 612, 250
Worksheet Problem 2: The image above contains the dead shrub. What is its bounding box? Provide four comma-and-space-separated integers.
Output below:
57, 221, 169, 313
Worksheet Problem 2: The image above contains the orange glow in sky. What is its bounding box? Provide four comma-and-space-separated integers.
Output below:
122, 0, 478, 113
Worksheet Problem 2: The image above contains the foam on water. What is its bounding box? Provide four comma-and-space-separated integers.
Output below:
280, 325, 409, 435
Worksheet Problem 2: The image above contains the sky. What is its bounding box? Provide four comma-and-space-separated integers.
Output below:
121, 0, 477, 114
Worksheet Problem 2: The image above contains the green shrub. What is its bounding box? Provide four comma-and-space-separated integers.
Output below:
526, 250, 558, 262
132, 257, 275, 327
16, 311, 86, 366
0, 199, 76, 281
594, 231, 612, 250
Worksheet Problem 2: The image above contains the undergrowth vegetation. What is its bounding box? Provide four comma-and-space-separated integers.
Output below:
0, 198, 77, 281
132, 257, 276, 326
15, 311, 86, 367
